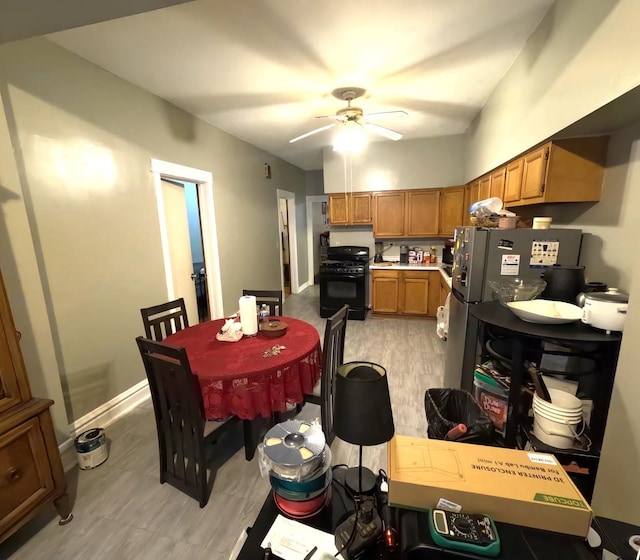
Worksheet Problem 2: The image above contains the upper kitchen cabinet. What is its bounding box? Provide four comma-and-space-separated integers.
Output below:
439, 186, 465, 237
503, 157, 525, 203
405, 189, 440, 237
490, 167, 506, 200
328, 194, 348, 225
469, 179, 480, 206
478, 174, 491, 201
328, 193, 372, 225
350, 192, 372, 224
462, 184, 472, 226
520, 145, 548, 200
507, 136, 609, 207
373, 191, 405, 237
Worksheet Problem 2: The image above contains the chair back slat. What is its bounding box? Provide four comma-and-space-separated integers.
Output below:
136, 336, 209, 505
242, 290, 283, 316
141, 299, 189, 341
319, 304, 349, 444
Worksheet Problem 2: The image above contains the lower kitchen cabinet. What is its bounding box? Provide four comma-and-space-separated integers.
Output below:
372, 270, 445, 317
371, 270, 400, 313
400, 271, 430, 315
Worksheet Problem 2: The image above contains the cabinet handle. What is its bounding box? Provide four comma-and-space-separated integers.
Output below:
16, 330, 22, 342
7, 467, 20, 483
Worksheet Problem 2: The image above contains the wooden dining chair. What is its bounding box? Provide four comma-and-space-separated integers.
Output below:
136, 336, 237, 507
140, 298, 189, 341
242, 289, 283, 316
304, 304, 349, 445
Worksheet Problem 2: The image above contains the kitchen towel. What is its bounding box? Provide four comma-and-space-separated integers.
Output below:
239, 295, 258, 336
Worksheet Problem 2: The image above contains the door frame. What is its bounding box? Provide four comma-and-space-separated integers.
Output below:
306, 195, 327, 286
276, 189, 299, 296
151, 158, 224, 319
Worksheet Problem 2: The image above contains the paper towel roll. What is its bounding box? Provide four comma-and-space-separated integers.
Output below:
239, 295, 258, 336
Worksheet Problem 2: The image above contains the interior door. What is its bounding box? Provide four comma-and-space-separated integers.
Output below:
160, 179, 199, 324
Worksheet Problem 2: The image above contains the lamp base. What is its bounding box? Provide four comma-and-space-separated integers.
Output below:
344, 466, 377, 496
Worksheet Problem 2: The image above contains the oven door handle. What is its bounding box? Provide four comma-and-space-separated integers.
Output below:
328, 274, 362, 280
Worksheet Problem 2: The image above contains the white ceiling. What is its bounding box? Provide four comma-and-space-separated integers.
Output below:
46, 0, 555, 170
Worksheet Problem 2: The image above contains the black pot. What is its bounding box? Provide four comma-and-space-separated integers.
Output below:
541, 265, 585, 303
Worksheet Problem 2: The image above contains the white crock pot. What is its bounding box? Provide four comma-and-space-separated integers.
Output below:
582, 292, 629, 333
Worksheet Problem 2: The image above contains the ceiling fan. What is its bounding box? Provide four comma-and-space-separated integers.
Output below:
289, 87, 408, 144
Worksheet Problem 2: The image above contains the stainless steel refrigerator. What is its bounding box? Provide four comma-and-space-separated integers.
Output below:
443, 226, 583, 391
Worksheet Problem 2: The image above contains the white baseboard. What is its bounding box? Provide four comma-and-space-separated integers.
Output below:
297, 280, 310, 292
59, 379, 151, 472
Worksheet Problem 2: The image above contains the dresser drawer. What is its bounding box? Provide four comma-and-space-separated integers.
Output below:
0, 417, 54, 533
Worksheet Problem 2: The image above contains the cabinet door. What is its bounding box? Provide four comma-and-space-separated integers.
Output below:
372, 271, 399, 313
350, 193, 372, 224
469, 179, 480, 207
478, 175, 491, 200
373, 192, 405, 237
0, 417, 55, 534
0, 272, 30, 414
521, 145, 549, 200
504, 158, 524, 203
490, 168, 506, 201
400, 272, 430, 315
462, 185, 472, 226
405, 190, 439, 237
328, 194, 349, 225
0, 321, 22, 414
439, 187, 465, 237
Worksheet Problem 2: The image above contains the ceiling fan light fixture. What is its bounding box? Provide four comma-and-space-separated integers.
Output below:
333, 122, 367, 153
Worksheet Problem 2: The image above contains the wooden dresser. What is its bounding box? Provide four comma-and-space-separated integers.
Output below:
0, 268, 72, 544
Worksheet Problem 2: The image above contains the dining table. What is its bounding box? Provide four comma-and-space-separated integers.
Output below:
163, 316, 322, 459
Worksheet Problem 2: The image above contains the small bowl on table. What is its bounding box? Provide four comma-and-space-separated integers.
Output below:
488, 278, 547, 307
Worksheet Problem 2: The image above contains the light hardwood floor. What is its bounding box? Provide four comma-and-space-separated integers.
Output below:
3, 285, 446, 560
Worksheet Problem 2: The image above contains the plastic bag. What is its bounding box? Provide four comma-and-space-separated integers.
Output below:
424, 388, 495, 444
469, 196, 503, 217
215, 317, 243, 342
436, 293, 450, 341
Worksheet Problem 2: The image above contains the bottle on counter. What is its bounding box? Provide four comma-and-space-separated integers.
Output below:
430, 246, 437, 263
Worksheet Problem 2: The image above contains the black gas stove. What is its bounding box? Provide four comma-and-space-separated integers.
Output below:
319, 246, 369, 320
319, 260, 367, 275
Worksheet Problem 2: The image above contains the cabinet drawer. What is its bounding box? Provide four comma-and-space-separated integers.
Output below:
372, 270, 399, 279
0, 417, 54, 533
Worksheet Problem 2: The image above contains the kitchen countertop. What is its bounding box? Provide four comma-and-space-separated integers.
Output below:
370, 262, 452, 287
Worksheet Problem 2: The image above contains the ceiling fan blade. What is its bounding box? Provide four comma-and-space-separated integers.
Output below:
289, 123, 336, 143
314, 114, 347, 121
361, 110, 409, 120
362, 122, 403, 141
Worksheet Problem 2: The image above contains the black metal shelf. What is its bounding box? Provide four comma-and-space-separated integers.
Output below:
469, 301, 621, 503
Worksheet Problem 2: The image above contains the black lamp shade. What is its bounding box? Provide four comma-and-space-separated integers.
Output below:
334, 362, 395, 446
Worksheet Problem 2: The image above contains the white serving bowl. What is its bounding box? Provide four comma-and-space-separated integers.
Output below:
506, 299, 583, 324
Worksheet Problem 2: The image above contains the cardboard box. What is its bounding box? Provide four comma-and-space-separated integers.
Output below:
387, 435, 592, 537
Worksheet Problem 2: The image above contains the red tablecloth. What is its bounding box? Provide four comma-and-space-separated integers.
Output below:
164, 317, 321, 421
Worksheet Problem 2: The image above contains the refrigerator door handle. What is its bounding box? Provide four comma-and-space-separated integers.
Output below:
452, 288, 465, 304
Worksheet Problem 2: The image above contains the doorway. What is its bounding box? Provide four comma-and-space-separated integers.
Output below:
306, 195, 329, 284
276, 189, 299, 297
151, 159, 224, 320
161, 179, 210, 322
279, 197, 291, 297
